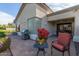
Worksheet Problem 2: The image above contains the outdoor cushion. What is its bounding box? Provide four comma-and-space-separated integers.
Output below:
52, 42, 64, 51
57, 33, 71, 46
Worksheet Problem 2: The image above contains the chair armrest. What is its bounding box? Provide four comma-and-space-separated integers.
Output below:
51, 39, 58, 46
52, 39, 57, 43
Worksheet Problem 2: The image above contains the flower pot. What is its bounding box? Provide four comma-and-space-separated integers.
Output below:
37, 39, 46, 45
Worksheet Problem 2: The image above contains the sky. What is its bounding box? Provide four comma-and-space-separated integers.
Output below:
0, 3, 21, 25
46, 3, 79, 11
0, 3, 79, 25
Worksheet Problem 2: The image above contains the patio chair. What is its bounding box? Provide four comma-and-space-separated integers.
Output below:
0, 37, 13, 56
51, 32, 71, 56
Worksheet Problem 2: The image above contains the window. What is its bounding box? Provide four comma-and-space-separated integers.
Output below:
27, 17, 41, 34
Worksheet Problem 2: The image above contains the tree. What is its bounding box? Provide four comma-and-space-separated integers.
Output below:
7, 23, 15, 28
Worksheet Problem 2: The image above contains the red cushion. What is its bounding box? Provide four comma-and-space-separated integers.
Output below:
57, 33, 71, 46
52, 42, 64, 51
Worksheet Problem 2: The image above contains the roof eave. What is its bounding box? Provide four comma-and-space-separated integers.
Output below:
47, 5, 79, 17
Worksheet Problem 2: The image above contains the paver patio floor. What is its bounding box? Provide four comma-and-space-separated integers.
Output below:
0, 34, 77, 56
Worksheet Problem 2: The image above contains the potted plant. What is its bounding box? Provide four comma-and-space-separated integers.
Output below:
37, 28, 49, 45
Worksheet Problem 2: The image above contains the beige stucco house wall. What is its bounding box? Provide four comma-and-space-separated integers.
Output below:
74, 9, 79, 35
14, 4, 36, 31
14, 3, 53, 34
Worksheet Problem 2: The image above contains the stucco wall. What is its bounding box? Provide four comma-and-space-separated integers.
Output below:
16, 4, 36, 32
16, 4, 49, 32
74, 9, 79, 35
41, 16, 56, 36
48, 11, 75, 21
36, 4, 47, 18
35, 4, 51, 33
47, 23, 56, 36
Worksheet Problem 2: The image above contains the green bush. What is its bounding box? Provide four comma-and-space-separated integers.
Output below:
0, 37, 11, 53
0, 29, 15, 37
0, 32, 6, 37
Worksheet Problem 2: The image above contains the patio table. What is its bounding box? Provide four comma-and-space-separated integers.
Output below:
33, 42, 48, 56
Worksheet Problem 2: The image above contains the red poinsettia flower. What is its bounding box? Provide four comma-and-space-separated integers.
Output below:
37, 28, 49, 39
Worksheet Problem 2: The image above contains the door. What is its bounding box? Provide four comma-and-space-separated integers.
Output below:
57, 23, 72, 36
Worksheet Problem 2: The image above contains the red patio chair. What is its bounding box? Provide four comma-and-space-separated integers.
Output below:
51, 32, 71, 56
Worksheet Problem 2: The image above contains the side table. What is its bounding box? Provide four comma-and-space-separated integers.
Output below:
33, 42, 48, 56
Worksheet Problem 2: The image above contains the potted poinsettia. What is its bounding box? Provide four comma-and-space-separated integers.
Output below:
37, 28, 49, 45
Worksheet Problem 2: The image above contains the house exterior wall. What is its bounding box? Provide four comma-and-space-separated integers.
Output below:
48, 11, 75, 21
15, 4, 36, 32
36, 4, 47, 18
15, 4, 50, 33
74, 9, 79, 35
41, 16, 56, 36
46, 22, 57, 36
35, 4, 50, 33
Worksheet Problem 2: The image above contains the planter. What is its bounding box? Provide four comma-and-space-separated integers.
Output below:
37, 39, 46, 45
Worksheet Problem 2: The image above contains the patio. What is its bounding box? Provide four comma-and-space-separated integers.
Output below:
0, 34, 76, 56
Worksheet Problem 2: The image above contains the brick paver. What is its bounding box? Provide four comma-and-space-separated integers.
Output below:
0, 34, 76, 56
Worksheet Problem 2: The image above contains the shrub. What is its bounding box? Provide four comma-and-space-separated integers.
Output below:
0, 32, 6, 37
0, 37, 11, 53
